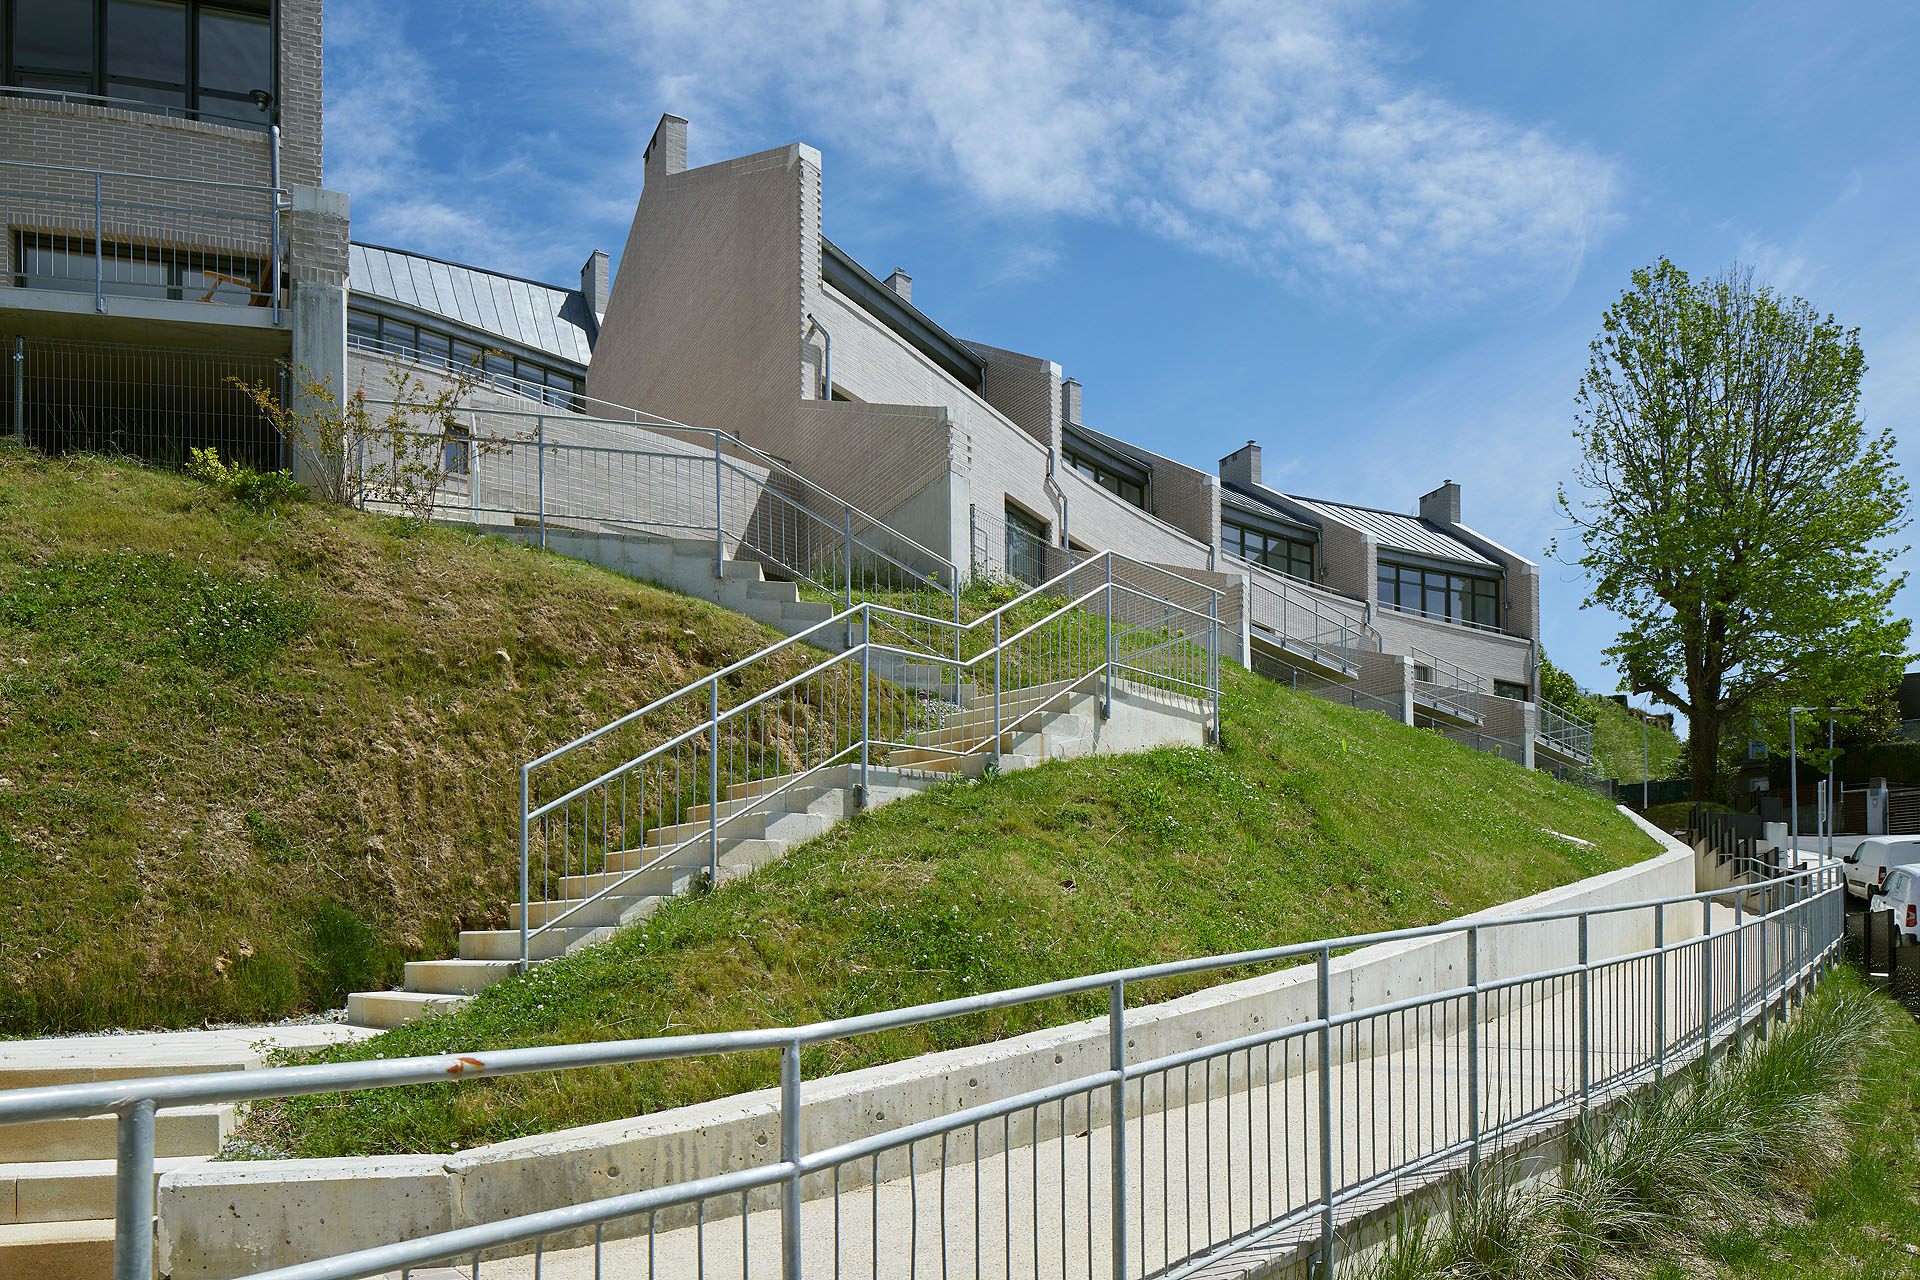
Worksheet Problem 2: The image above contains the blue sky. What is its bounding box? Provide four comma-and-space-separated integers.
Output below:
326, 0, 1920, 714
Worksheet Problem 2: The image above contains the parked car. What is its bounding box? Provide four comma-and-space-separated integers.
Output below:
1841, 836, 1920, 900
1883, 866, 1920, 944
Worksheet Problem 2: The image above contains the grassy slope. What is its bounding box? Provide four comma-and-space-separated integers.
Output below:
246, 664, 1660, 1158
1587, 695, 1684, 784
0, 445, 809, 1033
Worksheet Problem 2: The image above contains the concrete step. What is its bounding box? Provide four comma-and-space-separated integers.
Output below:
0, 1105, 234, 1163
401, 958, 522, 996
0, 1218, 115, 1280
2, 1156, 207, 1224
555, 865, 695, 900
719, 559, 765, 584
644, 805, 834, 850
0, 1060, 249, 1093
685, 784, 832, 825
345, 990, 470, 1030
511, 894, 629, 930
457, 929, 571, 961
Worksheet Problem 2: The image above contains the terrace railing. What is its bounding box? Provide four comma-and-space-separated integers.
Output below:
3, 863, 1843, 1280
1409, 645, 1485, 724
1237, 558, 1373, 674
1537, 696, 1596, 764
1, 159, 285, 321
517, 550, 1222, 964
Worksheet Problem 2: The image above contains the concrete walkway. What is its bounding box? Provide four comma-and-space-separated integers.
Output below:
452, 904, 1811, 1280
0, 1022, 377, 1089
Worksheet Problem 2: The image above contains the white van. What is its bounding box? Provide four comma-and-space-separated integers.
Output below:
1842, 836, 1920, 900
1882, 866, 1920, 944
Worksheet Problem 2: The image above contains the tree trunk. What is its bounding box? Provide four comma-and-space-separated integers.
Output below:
1689, 714, 1722, 804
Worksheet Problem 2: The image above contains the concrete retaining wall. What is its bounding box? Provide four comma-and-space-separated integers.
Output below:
159, 820, 1687, 1277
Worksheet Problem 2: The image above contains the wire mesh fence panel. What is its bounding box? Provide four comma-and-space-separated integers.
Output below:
6, 335, 284, 470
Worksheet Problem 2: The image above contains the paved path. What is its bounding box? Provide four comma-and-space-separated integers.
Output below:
458, 903, 1816, 1280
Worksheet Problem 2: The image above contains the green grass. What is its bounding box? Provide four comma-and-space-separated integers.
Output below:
239, 661, 1658, 1158
1586, 696, 1684, 785
0, 444, 814, 1033
1351, 967, 1920, 1280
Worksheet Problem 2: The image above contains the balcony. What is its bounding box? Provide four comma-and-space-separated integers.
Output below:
2, 159, 285, 323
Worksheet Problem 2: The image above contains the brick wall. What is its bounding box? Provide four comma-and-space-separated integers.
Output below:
964, 339, 1058, 449
1370, 610, 1534, 688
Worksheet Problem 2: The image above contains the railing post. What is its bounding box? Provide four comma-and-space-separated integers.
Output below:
1103, 557, 1113, 719
715, 436, 725, 580
1732, 894, 1745, 1054
859, 616, 870, 809
1315, 945, 1334, 1278
11, 335, 23, 444
1578, 912, 1590, 1113
93, 171, 105, 314
992, 614, 1002, 768
1108, 979, 1128, 1280
536, 418, 547, 551
1758, 889, 1770, 1038
1654, 903, 1666, 1087
708, 676, 720, 885
112, 1096, 155, 1280
1467, 925, 1481, 1192
1700, 897, 1714, 1065
1209, 592, 1220, 743
780, 1039, 803, 1280
519, 766, 531, 973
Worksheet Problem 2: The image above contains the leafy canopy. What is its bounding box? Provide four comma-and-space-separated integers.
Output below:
1557, 259, 1910, 791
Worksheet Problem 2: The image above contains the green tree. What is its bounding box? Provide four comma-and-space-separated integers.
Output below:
1557, 259, 1910, 800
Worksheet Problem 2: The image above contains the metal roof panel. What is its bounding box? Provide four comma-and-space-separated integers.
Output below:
1283, 495, 1498, 567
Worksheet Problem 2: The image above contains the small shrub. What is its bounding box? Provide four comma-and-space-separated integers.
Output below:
186, 446, 305, 512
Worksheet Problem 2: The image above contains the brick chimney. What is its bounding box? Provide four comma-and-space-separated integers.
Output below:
1060, 378, 1083, 426
644, 114, 688, 182
884, 269, 912, 303
579, 249, 610, 318
1219, 441, 1261, 489
1419, 480, 1462, 526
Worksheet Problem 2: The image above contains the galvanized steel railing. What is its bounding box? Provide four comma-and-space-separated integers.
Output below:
1237, 558, 1373, 674
1409, 645, 1485, 724
1, 159, 285, 321
517, 549, 1222, 966
0, 864, 1844, 1280
1536, 696, 1596, 764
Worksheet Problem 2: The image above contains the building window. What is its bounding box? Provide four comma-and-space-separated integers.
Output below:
13, 229, 261, 303
4, 0, 274, 127
1063, 446, 1146, 510
1004, 503, 1049, 586
441, 425, 470, 477
1376, 561, 1500, 629
346, 306, 586, 411
1494, 680, 1529, 701
1222, 519, 1314, 582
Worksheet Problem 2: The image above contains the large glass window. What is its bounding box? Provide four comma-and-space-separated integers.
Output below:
4, 0, 273, 124
11, 0, 94, 91
1005, 503, 1050, 586
1376, 561, 1499, 629
1063, 445, 1146, 510
346, 306, 587, 412
1222, 518, 1314, 582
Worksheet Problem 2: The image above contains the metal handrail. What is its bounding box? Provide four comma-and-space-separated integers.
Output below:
1234, 554, 1371, 669
2, 862, 1843, 1280
1537, 695, 1597, 762
1409, 643, 1485, 723
1375, 598, 1522, 639
517, 549, 1222, 958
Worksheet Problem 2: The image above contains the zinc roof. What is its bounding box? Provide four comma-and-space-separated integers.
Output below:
347, 243, 594, 367
1282, 495, 1497, 567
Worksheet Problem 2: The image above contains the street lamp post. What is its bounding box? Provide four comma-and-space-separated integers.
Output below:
1641, 706, 1649, 810
1788, 706, 1818, 868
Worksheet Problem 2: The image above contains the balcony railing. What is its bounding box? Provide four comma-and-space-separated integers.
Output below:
1, 159, 285, 321
1537, 696, 1596, 764
2, 83, 271, 130
1409, 644, 1485, 724
1375, 598, 1521, 638
1234, 554, 1375, 673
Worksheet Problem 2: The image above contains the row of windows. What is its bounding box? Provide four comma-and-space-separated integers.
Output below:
1063, 448, 1146, 510
1377, 563, 1499, 629
1222, 519, 1314, 583
5, 0, 274, 126
347, 309, 585, 412
12, 230, 263, 303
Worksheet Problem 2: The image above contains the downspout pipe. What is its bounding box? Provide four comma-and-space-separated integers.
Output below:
1045, 446, 1069, 551
805, 313, 831, 400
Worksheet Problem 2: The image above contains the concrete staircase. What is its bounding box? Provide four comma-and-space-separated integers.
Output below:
0, 1026, 370, 1280
345, 679, 1105, 1030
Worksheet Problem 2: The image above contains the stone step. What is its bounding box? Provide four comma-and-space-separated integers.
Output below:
345, 990, 470, 1030
457, 929, 571, 961
401, 958, 522, 996
0, 1105, 234, 1164
2, 1156, 208, 1224
0, 1218, 115, 1280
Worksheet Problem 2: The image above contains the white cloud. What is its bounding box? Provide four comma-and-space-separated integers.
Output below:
559, 0, 1619, 303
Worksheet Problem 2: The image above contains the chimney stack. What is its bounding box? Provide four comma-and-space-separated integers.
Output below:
884, 268, 912, 303
644, 114, 688, 182
579, 250, 611, 318
1060, 378, 1083, 427
1419, 480, 1462, 526
1219, 440, 1261, 489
